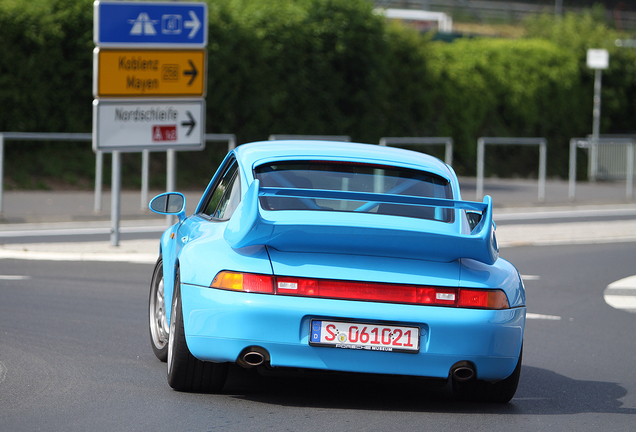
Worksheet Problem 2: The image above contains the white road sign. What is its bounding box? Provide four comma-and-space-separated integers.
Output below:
587, 49, 609, 70
92, 99, 205, 152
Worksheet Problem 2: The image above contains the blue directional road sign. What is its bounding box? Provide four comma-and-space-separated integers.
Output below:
94, 1, 208, 48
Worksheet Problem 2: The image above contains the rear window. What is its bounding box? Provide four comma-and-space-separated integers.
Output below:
254, 161, 453, 222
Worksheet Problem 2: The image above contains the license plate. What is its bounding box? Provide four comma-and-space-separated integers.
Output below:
309, 320, 420, 353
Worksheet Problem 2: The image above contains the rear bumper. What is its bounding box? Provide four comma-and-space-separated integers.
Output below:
181, 283, 525, 381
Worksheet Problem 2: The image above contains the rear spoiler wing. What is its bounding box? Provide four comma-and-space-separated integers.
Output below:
224, 180, 498, 264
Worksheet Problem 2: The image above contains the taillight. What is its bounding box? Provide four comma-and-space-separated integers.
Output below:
210, 271, 509, 309
211, 271, 274, 293
458, 289, 510, 309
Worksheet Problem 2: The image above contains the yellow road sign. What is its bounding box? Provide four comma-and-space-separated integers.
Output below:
94, 49, 206, 97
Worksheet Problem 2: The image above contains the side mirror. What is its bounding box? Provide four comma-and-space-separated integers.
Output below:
150, 192, 185, 215
466, 211, 482, 232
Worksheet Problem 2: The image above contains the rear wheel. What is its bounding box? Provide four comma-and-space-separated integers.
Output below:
148, 258, 168, 362
167, 271, 228, 393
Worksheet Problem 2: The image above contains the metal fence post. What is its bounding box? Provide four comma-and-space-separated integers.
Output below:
476, 138, 485, 200
590, 69, 602, 181
110, 151, 121, 247
445, 141, 453, 168
568, 138, 578, 201
94, 151, 103, 213
166, 149, 176, 225
141, 149, 149, 211
538, 139, 547, 202
627, 143, 634, 200
0, 133, 4, 215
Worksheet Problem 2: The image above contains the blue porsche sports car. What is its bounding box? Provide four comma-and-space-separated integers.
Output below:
148, 140, 526, 402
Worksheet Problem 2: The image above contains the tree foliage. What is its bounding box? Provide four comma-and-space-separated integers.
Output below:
0, 0, 634, 188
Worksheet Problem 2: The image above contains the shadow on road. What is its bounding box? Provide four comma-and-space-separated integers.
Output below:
222, 365, 636, 415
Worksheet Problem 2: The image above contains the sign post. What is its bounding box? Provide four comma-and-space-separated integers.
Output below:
586, 49, 609, 181
93, 1, 208, 245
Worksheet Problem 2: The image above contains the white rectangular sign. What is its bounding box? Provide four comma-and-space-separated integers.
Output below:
587, 49, 609, 70
93, 99, 205, 152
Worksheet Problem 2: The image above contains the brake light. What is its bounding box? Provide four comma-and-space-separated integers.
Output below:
211, 271, 274, 293
210, 272, 508, 309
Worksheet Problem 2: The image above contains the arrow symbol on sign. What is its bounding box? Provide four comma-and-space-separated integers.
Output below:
184, 11, 201, 39
184, 60, 198, 85
181, 111, 196, 136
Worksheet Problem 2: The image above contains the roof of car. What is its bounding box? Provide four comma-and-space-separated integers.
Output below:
234, 140, 453, 179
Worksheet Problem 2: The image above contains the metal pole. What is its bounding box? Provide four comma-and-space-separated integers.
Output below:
476, 138, 485, 200
141, 149, 149, 211
167, 149, 176, 191
627, 143, 634, 200
538, 140, 547, 202
166, 149, 176, 225
110, 151, 121, 247
94, 151, 103, 213
591, 69, 602, 181
0, 134, 4, 215
568, 139, 578, 201
445, 140, 453, 167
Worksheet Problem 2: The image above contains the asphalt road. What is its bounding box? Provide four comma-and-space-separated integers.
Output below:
1, 242, 635, 431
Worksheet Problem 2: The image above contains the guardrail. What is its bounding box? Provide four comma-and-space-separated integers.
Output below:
476, 137, 547, 202
0, 132, 92, 215
379, 137, 453, 166
569, 137, 634, 201
268, 134, 351, 141
0, 132, 236, 216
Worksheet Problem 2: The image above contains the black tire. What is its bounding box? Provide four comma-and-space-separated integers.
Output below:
453, 347, 522, 403
167, 271, 228, 393
149, 258, 169, 362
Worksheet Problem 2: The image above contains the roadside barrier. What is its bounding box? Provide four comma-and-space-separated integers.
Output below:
569, 137, 634, 201
0, 132, 236, 217
379, 137, 453, 166
476, 137, 547, 202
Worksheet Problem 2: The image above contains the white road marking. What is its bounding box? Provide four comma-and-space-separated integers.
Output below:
604, 276, 636, 313
521, 275, 540, 281
527, 313, 562, 321
0, 275, 31, 280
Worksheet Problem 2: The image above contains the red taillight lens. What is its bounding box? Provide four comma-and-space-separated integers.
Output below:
211, 271, 274, 293
275, 278, 460, 306
210, 272, 508, 309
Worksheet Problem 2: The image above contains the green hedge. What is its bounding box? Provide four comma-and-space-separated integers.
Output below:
1, 0, 634, 189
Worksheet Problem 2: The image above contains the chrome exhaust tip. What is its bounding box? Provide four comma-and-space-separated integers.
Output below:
243, 352, 264, 367
451, 361, 476, 382
237, 346, 270, 368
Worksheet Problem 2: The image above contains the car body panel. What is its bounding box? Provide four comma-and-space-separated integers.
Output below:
151, 140, 526, 384
224, 180, 498, 264
181, 284, 525, 381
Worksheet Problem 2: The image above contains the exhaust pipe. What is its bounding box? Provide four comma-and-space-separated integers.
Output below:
236, 346, 270, 369
451, 361, 476, 382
